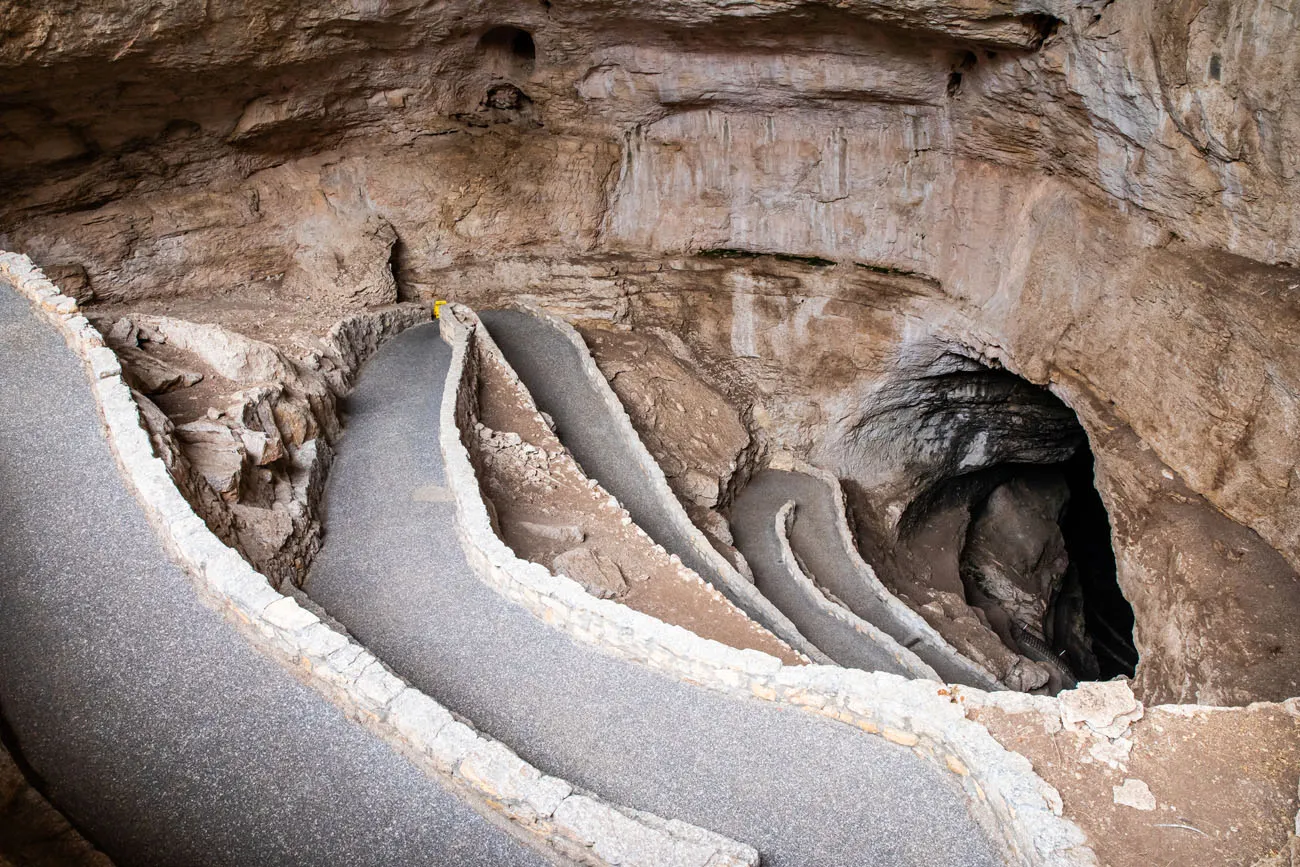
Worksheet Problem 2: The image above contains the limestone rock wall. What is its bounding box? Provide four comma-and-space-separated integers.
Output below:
0, 0, 1297, 704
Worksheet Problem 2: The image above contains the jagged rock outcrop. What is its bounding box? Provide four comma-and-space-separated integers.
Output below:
104, 305, 429, 588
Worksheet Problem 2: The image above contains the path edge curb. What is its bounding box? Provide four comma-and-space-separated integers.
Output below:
770, 452, 1005, 689
771, 500, 940, 679
437, 303, 1100, 867
0, 251, 760, 867
516, 302, 832, 664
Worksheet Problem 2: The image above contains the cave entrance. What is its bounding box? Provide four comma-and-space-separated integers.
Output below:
479, 26, 537, 78
895, 359, 1137, 690
1058, 449, 1137, 680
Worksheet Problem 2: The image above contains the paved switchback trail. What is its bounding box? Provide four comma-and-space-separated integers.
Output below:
305, 322, 1003, 867
732, 470, 1002, 689
0, 285, 547, 867
729, 472, 920, 676
475, 308, 828, 661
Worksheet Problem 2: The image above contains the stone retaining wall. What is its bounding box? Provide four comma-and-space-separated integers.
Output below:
0, 251, 758, 867
438, 303, 1099, 867
771, 500, 939, 679
770, 453, 1005, 690
518, 303, 832, 664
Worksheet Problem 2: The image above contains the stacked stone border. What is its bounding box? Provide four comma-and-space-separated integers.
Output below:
439, 303, 1100, 867
470, 321, 804, 662
769, 454, 1005, 690
525, 298, 1000, 688
770, 500, 939, 679
520, 299, 999, 691
515, 303, 833, 664
0, 251, 760, 867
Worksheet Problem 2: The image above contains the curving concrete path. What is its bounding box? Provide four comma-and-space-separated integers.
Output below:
476, 309, 828, 662
733, 469, 1001, 689
730, 475, 920, 676
0, 284, 548, 867
305, 322, 1003, 867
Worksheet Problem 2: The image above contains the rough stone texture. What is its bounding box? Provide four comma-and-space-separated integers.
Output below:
1111, 779, 1155, 812
1, 0, 1298, 704
1058, 680, 1145, 740
0, 253, 761, 867
553, 547, 629, 600
578, 325, 756, 559
101, 305, 432, 590
970, 692, 1300, 867
960, 474, 1071, 643
0, 738, 112, 867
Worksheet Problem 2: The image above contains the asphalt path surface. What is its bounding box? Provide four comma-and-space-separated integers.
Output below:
306, 322, 1002, 867
0, 284, 547, 867
732, 470, 1000, 688
730, 470, 917, 675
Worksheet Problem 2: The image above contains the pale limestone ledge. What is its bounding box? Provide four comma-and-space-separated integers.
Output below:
0, 250, 758, 867
439, 303, 1100, 867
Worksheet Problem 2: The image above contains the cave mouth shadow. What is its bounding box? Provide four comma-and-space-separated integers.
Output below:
479, 25, 538, 78
1058, 449, 1137, 680
894, 361, 1137, 687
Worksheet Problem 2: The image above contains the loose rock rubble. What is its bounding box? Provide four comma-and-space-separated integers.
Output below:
96, 307, 428, 588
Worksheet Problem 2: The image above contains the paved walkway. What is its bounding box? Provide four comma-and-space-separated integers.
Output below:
733, 469, 1000, 689
306, 323, 1002, 867
0, 285, 547, 867
730, 471, 916, 675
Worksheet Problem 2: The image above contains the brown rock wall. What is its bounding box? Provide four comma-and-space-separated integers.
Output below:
0, 0, 1296, 705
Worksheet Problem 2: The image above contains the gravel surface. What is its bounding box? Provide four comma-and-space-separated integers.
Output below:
730, 470, 916, 674
0, 285, 548, 867
306, 322, 1004, 867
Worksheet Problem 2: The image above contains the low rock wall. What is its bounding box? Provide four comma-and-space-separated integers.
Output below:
771, 500, 938, 679
438, 303, 1099, 867
516, 304, 833, 662
0, 251, 758, 867
771, 453, 1005, 689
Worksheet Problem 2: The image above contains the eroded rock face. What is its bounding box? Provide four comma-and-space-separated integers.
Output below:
0, 0, 1297, 703
579, 325, 756, 564
961, 474, 1071, 649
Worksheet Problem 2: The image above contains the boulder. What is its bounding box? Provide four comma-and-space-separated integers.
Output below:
552, 547, 628, 600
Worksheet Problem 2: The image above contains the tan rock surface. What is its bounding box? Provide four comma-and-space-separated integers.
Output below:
0, 0, 1294, 703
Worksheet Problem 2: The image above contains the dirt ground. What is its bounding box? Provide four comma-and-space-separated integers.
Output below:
89, 288, 348, 357
469, 340, 802, 664
579, 323, 761, 571
87, 314, 239, 424
974, 702, 1300, 867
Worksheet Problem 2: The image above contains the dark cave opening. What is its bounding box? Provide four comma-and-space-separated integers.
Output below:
1057, 449, 1137, 680
479, 26, 538, 77
948, 386, 1137, 687
892, 359, 1138, 689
